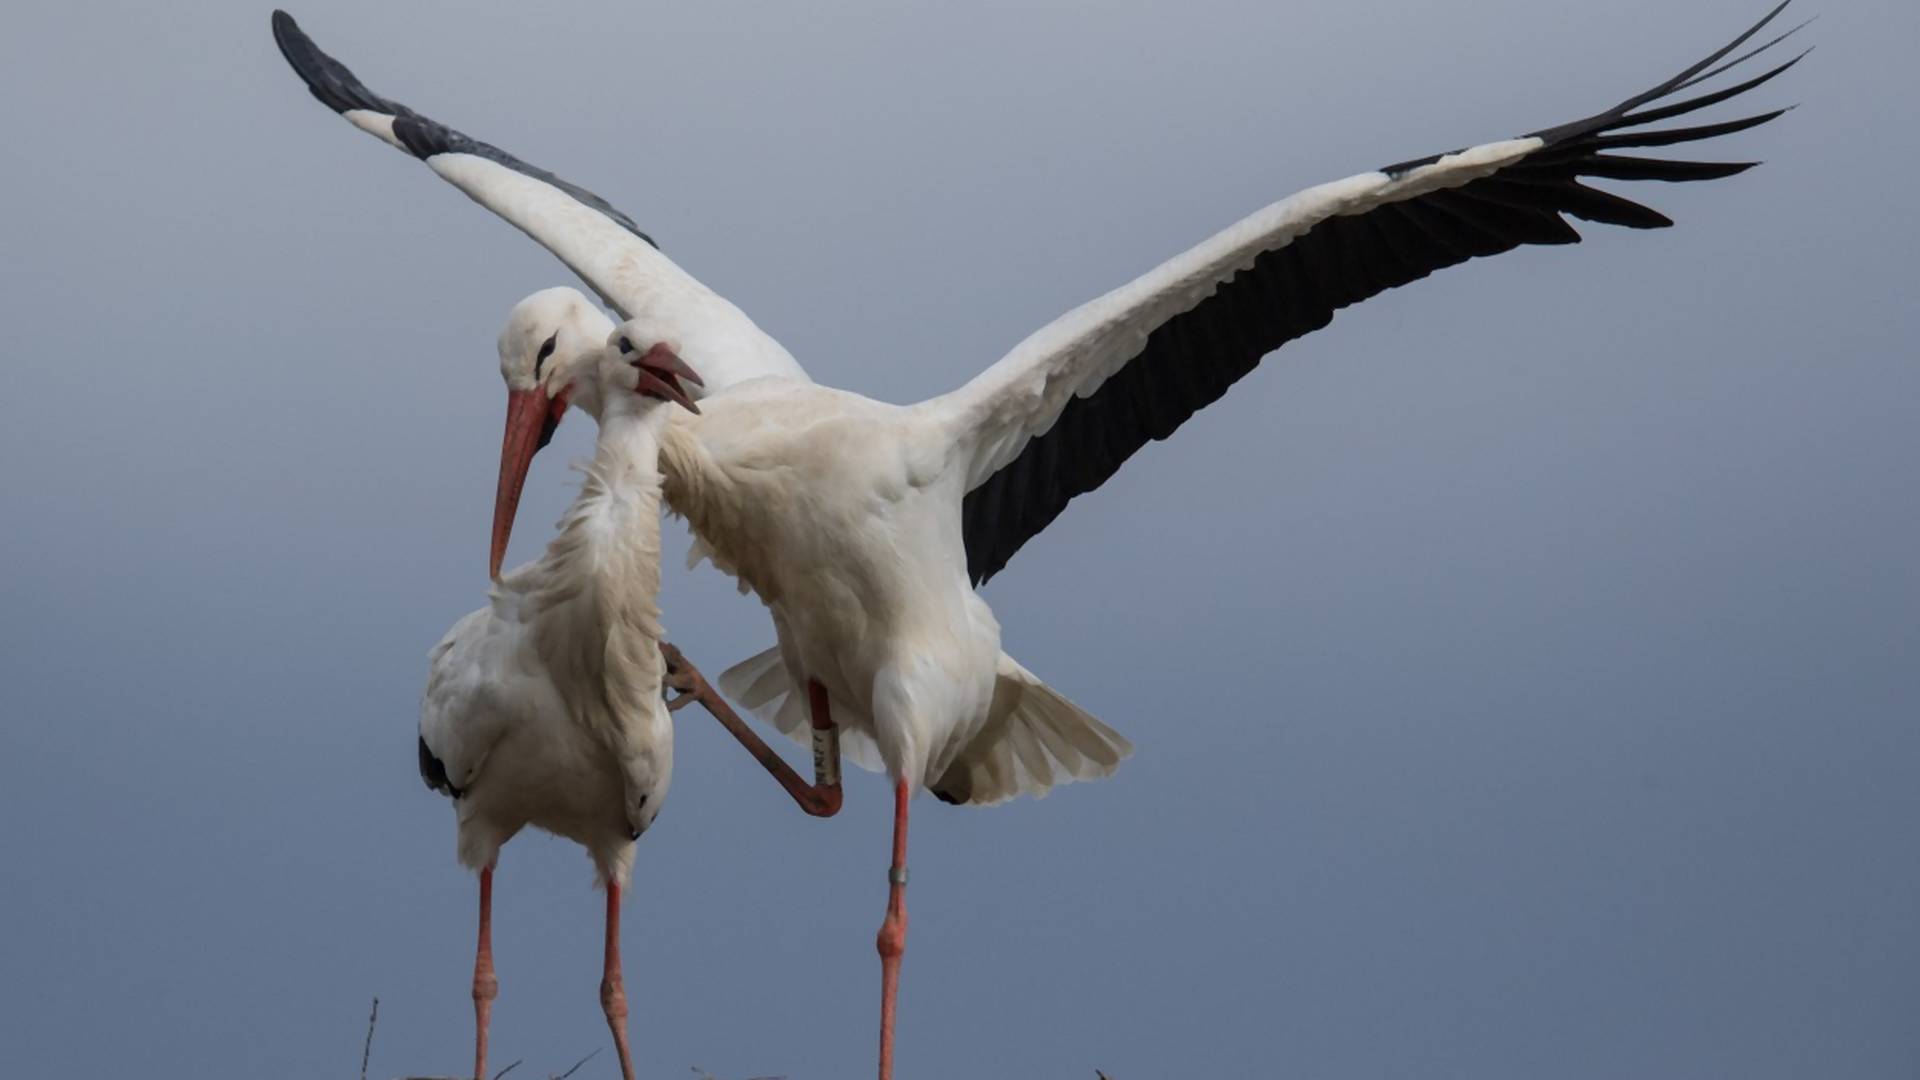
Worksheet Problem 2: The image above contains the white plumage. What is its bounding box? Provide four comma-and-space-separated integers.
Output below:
477, 293, 1136, 804
275, 7, 1805, 1077
720, 645, 1128, 806
416, 299, 702, 1080
420, 303, 677, 886
272, 0, 1805, 785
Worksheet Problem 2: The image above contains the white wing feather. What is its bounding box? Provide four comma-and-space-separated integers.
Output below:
425, 154, 806, 393
273, 11, 806, 394
928, 140, 1537, 491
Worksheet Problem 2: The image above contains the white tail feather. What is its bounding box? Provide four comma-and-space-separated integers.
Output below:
715, 647, 1131, 804
716, 647, 886, 772
930, 654, 1132, 806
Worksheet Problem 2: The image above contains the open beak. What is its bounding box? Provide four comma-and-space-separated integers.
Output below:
633, 343, 704, 414
490, 385, 571, 580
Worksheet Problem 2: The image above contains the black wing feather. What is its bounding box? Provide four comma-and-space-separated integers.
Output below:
270, 10, 658, 250
960, 6, 1804, 585
418, 735, 462, 799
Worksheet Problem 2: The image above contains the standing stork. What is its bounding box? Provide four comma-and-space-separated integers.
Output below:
274, 7, 1808, 1077
419, 310, 701, 1080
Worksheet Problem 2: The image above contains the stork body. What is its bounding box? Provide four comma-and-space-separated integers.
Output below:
275, 7, 1809, 1076
660, 379, 1000, 789
421, 396, 674, 883
487, 293, 1134, 805
420, 328, 701, 1080
649, 376, 1044, 1080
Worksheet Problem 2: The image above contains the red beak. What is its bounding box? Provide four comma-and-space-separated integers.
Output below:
631, 342, 704, 413
490, 386, 571, 580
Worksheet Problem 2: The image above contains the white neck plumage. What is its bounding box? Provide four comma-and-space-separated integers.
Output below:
520, 397, 671, 723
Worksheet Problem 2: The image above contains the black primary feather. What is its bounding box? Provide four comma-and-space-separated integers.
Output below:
418, 735, 462, 799
961, 5, 1806, 585
271, 10, 658, 250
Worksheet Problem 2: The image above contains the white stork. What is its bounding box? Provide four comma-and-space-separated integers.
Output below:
419, 316, 701, 1080
274, 7, 1806, 1076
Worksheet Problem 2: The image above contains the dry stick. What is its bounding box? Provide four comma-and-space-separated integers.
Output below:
552, 1047, 600, 1080
401, 1047, 592, 1079
361, 998, 379, 1080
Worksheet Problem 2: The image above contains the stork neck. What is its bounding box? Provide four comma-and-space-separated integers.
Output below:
596, 402, 668, 463
569, 405, 667, 600
525, 401, 670, 720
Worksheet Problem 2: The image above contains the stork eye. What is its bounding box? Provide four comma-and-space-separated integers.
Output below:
618, 337, 634, 355
533, 332, 559, 376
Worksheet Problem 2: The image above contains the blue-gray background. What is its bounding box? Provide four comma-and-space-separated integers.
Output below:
3, 1, 1915, 1076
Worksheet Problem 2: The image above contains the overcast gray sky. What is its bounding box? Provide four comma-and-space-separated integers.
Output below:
3, 0, 1916, 1077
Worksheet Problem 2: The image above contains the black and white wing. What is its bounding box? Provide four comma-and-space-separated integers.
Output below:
938, 3, 1807, 585
419, 608, 507, 802
271, 11, 805, 392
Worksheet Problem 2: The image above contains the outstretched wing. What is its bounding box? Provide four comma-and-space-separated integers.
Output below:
271, 10, 805, 392
938, 3, 1806, 585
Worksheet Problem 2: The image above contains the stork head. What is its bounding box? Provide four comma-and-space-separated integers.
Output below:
489, 299, 704, 579
601, 325, 704, 419
490, 287, 612, 579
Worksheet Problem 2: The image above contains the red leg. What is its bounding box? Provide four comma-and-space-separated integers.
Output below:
472, 864, 498, 1080
660, 643, 842, 817
807, 679, 844, 811
600, 881, 636, 1080
876, 779, 910, 1080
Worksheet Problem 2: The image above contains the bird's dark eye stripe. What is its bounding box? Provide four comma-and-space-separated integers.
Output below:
534, 331, 559, 376
618, 336, 635, 355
